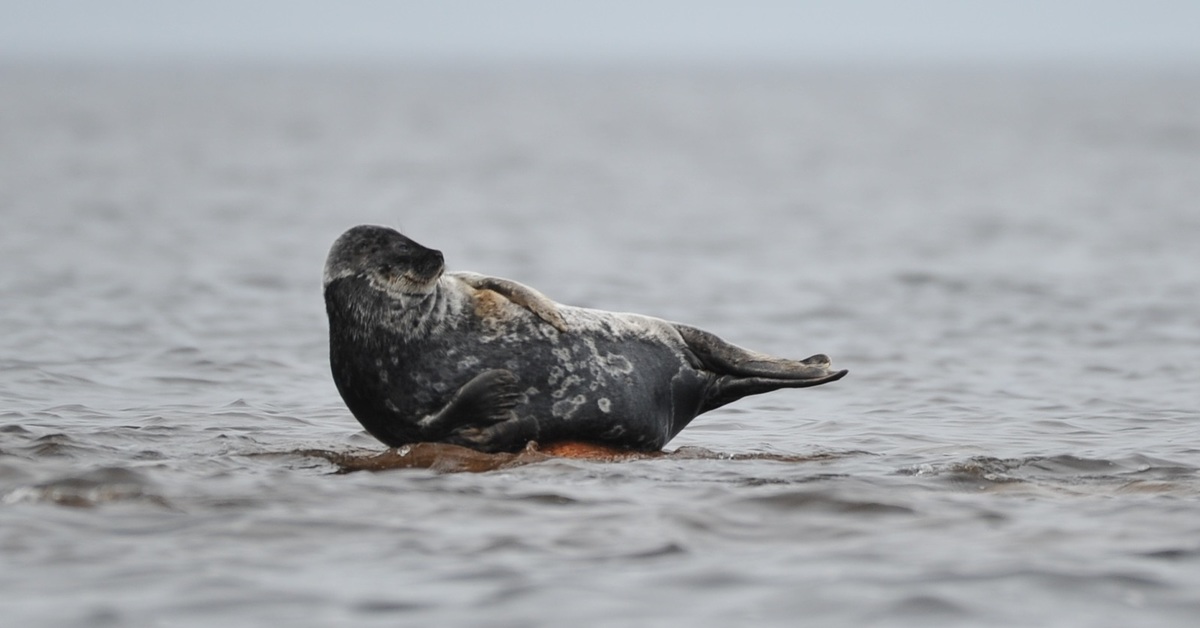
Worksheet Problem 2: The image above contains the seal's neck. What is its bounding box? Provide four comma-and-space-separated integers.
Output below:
381, 287, 446, 339
327, 275, 464, 348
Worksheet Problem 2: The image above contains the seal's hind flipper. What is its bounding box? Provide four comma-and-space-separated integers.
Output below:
675, 324, 842, 381
702, 370, 848, 412
416, 369, 520, 439
672, 323, 848, 413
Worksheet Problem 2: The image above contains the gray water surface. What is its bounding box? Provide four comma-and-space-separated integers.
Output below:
2, 65, 1199, 627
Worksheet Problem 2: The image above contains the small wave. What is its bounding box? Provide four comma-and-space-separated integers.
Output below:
511, 492, 584, 506
1140, 547, 1200, 561
146, 376, 223, 386
29, 369, 104, 388
23, 433, 93, 458
875, 594, 972, 621
2, 466, 171, 508
735, 489, 914, 515
900, 454, 1200, 494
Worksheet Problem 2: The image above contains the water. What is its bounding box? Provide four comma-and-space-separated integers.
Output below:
2, 63, 1199, 627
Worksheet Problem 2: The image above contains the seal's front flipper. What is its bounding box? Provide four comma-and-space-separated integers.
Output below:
455, 272, 568, 332
417, 369, 520, 439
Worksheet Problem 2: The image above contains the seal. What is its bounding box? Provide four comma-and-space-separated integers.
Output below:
323, 225, 848, 453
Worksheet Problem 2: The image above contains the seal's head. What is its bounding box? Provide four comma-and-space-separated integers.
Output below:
323, 225, 445, 297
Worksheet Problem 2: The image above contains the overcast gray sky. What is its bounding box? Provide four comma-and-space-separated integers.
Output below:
2, 0, 1198, 65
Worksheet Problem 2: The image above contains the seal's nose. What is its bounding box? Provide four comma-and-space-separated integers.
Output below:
416, 249, 445, 278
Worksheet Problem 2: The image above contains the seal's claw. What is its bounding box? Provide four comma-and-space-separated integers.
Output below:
473, 369, 520, 424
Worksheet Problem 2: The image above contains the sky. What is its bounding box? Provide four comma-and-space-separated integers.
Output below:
2, 0, 1199, 66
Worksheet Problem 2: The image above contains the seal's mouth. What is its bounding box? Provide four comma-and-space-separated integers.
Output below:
379, 262, 444, 295
398, 268, 441, 289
